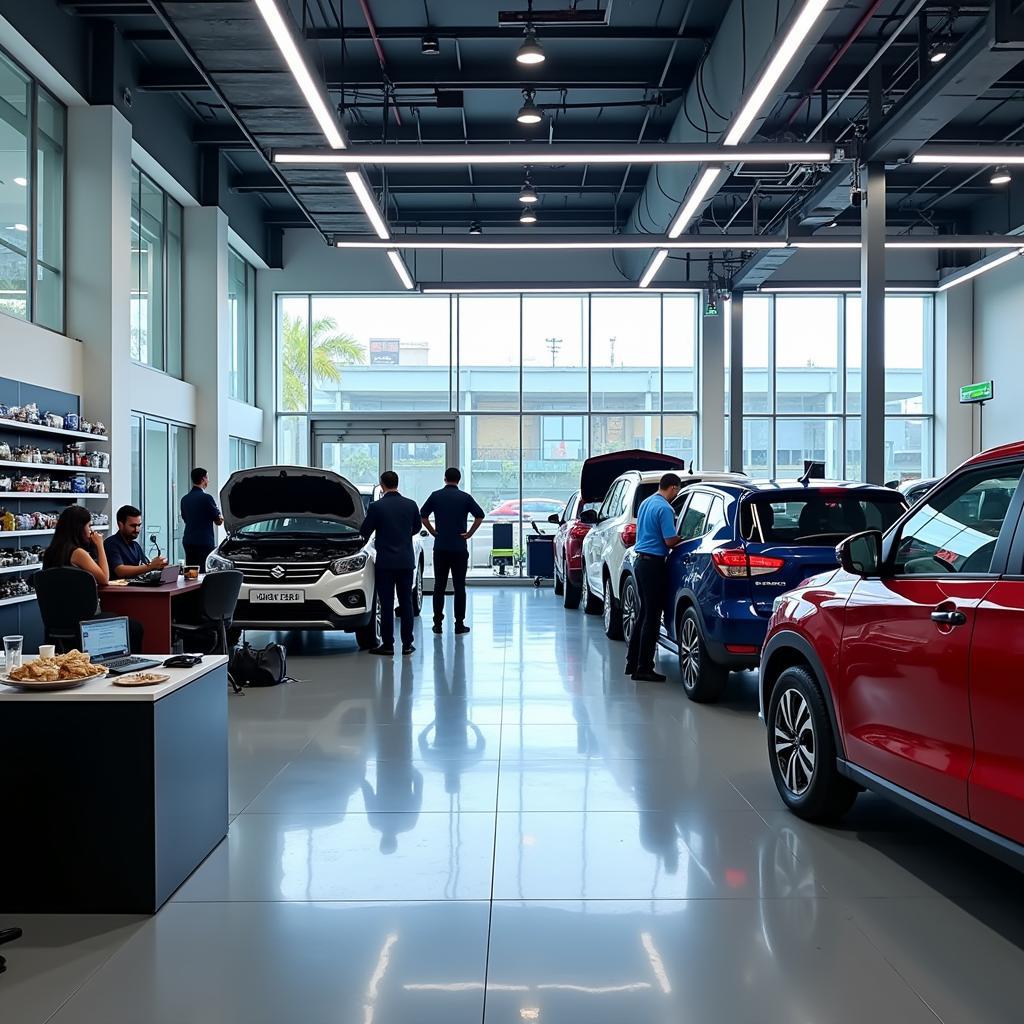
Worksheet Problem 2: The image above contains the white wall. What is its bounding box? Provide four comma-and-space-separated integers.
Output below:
972, 257, 1024, 449
1, 317, 83, 394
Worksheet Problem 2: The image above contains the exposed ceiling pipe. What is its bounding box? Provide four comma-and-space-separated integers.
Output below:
355, 0, 403, 127
785, 0, 885, 127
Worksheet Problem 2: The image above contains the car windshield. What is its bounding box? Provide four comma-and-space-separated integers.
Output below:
237, 517, 360, 537
632, 483, 659, 514
740, 491, 905, 544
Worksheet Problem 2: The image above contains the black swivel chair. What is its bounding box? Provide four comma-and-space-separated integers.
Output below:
0, 926, 22, 974
171, 570, 243, 655
33, 568, 99, 652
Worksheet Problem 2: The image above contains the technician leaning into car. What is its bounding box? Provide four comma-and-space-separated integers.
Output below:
625, 471, 683, 683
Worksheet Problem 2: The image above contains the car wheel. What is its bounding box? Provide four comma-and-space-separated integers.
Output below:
582, 561, 603, 615
553, 558, 564, 596
355, 592, 381, 650
412, 559, 424, 617
603, 576, 624, 640
768, 664, 858, 823
563, 559, 581, 609
676, 607, 728, 703
621, 575, 638, 645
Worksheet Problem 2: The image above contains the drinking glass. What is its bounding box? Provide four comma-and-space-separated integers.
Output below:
3, 635, 24, 671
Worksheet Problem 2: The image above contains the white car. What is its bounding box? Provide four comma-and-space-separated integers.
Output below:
580, 469, 748, 639
207, 467, 424, 649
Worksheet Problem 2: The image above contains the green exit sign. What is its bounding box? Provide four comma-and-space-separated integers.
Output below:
959, 380, 994, 404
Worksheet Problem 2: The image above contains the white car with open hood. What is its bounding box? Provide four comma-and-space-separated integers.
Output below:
206, 466, 424, 648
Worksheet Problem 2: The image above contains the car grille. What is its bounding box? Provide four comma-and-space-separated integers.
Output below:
238, 561, 330, 585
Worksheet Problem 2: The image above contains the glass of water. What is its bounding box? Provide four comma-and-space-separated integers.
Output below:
3, 635, 23, 671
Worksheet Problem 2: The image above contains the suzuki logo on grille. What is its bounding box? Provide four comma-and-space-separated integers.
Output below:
271, 565, 286, 580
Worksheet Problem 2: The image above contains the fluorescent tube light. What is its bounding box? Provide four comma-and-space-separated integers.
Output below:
912, 148, 1024, 166
667, 168, 721, 238
421, 285, 700, 294
345, 171, 390, 240
335, 235, 784, 251
791, 236, 1024, 250
639, 249, 669, 288
273, 144, 834, 167
724, 0, 830, 145
387, 250, 414, 289
254, 0, 345, 150
937, 249, 1024, 291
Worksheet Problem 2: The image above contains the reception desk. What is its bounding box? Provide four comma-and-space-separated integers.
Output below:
0, 656, 228, 913
99, 576, 205, 654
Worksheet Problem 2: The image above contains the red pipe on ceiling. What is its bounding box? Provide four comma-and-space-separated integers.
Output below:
355, 0, 403, 127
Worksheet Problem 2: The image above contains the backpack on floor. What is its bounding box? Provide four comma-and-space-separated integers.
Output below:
229, 640, 292, 688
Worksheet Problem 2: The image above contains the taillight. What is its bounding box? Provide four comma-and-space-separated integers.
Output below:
569, 522, 590, 540
620, 522, 637, 547
712, 548, 785, 578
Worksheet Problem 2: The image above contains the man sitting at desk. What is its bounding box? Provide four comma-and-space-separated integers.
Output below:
104, 505, 169, 580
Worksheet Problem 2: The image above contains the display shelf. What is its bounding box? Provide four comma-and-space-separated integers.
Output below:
0, 564, 41, 576
0, 493, 109, 500
0, 593, 35, 609
0, 526, 109, 539
0, 418, 109, 444
0, 460, 108, 474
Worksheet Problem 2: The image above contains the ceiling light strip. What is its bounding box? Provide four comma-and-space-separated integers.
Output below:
274, 144, 835, 167
937, 249, 1024, 291
639, 249, 669, 288
345, 172, 391, 240
912, 148, 1024, 166
421, 284, 702, 294
336, 236, 786, 251
667, 169, 722, 239
253, 0, 346, 150
386, 250, 414, 289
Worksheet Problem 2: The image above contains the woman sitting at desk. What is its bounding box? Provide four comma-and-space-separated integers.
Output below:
42, 505, 144, 652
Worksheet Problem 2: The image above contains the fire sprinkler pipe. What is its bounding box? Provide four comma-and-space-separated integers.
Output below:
356, 0, 403, 127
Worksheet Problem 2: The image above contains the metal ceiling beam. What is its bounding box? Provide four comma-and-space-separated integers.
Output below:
303, 26, 705, 41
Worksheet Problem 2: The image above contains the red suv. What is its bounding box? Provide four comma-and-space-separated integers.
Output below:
761, 442, 1024, 869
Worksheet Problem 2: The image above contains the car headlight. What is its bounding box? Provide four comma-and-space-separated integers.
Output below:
206, 552, 234, 572
331, 553, 368, 575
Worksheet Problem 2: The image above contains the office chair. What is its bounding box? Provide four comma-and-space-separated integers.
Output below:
33, 568, 99, 653
171, 570, 243, 656
0, 927, 22, 974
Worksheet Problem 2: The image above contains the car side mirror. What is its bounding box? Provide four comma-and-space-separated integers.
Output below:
578, 508, 598, 525
838, 530, 883, 577
547, 513, 560, 525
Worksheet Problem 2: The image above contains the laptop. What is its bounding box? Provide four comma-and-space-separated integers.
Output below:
127, 564, 180, 587
79, 617, 162, 676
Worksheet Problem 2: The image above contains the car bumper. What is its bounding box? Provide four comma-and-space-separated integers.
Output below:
231, 564, 374, 632
704, 598, 770, 666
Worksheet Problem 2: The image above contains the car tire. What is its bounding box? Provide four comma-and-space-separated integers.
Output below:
412, 559, 424, 618
620, 575, 638, 646
767, 665, 858, 823
603, 576, 624, 640
355, 592, 381, 650
582, 562, 603, 615
676, 607, 728, 703
553, 559, 564, 596
563, 560, 582, 609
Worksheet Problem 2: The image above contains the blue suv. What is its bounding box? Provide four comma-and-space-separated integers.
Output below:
619, 479, 907, 702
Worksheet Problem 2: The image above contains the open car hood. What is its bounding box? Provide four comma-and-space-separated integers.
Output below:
220, 466, 364, 533
579, 450, 687, 503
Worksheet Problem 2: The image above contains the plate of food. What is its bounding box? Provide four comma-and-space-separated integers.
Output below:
1, 650, 108, 691
113, 672, 170, 687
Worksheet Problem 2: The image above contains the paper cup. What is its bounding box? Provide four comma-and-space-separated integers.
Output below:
38, 644, 56, 659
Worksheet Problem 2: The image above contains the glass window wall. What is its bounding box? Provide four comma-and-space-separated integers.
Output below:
132, 412, 194, 563
228, 248, 256, 402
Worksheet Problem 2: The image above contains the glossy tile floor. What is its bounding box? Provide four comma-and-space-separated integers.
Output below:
4, 588, 1024, 1022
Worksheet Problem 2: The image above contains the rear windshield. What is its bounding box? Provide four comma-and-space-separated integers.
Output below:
238, 517, 360, 537
632, 483, 659, 514
739, 492, 905, 544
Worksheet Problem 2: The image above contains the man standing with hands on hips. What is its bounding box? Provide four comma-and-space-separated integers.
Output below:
625, 472, 683, 682
180, 467, 224, 569
420, 467, 485, 635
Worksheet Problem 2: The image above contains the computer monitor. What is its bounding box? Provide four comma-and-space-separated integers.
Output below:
80, 617, 130, 661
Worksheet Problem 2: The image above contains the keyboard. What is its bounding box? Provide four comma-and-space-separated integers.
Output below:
104, 656, 154, 671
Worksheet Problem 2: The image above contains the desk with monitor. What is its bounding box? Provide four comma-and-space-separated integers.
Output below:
99, 575, 205, 653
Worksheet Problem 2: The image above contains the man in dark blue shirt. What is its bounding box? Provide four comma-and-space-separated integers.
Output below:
180, 467, 223, 569
360, 471, 422, 656
104, 504, 169, 579
625, 472, 683, 682
420, 467, 484, 635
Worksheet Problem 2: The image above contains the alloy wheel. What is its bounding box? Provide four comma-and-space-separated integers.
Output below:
773, 688, 816, 796
678, 616, 701, 691
603, 579, 614, 631
416, 564, 424, 610
622, 581, 638, 642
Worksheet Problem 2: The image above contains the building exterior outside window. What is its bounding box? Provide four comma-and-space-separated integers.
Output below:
0, 47, 65, 331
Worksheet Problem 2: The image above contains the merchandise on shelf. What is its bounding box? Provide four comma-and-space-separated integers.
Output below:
0, 404, 107, 436
0, 577, 31, 600
0, 546, 43, 567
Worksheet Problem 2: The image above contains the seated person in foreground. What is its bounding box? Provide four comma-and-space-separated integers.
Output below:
104, 504, 169, 579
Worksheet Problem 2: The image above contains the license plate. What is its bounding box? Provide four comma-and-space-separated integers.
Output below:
249, 589, 304, 604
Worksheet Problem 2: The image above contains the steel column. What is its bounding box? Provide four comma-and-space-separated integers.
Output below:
729, 291, 744, 474
860, 161, 887, 484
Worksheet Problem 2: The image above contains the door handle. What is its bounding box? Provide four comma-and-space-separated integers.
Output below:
931, 609, 967, 626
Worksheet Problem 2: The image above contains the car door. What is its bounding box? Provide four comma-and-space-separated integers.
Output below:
664, 491, 713, 633
967, 472, 1024, 843
839, 461, 1024, 816
587, 480, 623, 593
555, 493, 578, 567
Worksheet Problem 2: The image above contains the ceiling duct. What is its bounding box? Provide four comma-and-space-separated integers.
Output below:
498, 8, 609, 26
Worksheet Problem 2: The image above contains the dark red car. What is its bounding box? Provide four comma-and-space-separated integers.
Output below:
761, 441, 1024, 868
550, 450, 687, 609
